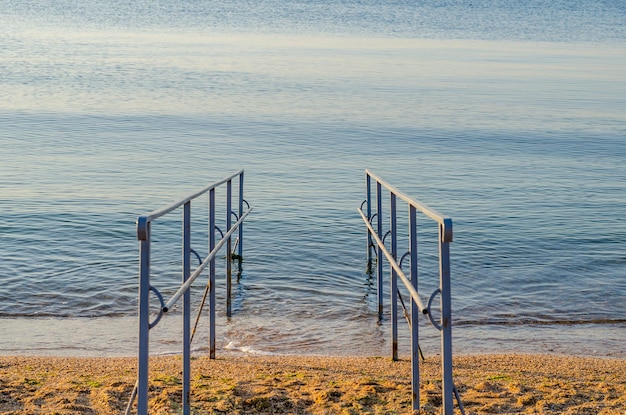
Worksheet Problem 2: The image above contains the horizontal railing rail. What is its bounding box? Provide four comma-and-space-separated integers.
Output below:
130, 170, 252, 415
136, 169, 245, 233
363, 169, 453, 242
358, 169, 464, 415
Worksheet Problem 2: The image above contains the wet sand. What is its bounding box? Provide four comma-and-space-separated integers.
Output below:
0, 354, 624, 414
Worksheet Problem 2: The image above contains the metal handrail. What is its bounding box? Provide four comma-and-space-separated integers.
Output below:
365, 169, 453, 242
163, 208, 252, 312
136, 169, 244, 239
358, 208, 428, 313
359, 169, 463, 415
133, 170, 251, 415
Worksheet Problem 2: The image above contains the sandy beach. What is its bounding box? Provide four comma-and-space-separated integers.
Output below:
0, 354, 624, 414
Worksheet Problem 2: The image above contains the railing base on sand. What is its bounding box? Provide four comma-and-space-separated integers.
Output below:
129, 170, 252, 415
358, 169, 465, 415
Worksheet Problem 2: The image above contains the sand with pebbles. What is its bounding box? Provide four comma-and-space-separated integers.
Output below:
0, 354, 624, 414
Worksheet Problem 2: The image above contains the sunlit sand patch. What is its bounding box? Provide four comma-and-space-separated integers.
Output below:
0, 354, 624, 414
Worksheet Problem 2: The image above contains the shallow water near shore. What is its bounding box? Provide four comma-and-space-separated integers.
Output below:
1, 317, 624, 358
1, 0, 625, 358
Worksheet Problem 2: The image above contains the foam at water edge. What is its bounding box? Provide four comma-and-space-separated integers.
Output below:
224, 340, 275, 356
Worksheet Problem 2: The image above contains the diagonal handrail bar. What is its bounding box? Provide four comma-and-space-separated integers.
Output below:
162, 207, 252, 312
358, 208, 428, 313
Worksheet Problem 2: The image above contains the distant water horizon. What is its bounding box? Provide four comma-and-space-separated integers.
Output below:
1, 0, 624, 358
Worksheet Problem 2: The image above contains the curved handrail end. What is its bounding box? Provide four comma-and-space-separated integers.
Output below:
442, 218, 453, 243
137, 216, 149, 241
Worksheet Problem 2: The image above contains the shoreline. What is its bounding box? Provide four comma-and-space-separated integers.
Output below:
1, 353, 624, 414
1, 317, 624, 359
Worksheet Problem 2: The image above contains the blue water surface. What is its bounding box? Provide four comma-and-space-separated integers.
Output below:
0, 0, 625, 357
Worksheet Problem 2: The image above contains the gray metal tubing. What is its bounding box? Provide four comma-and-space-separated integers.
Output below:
226, 180, 232, 317
136, 170, 243, 240
358, 208, 428, 313
361, 170, 456, 415
366, 173, 372, 262
376, 181, 384, 319
182, 202, 191, 415
209, 188, 216, 359
365, 169, 452, 242
137, 230, 151, 415
135, 170, 250, 415
439, 224, 454, 415
238, 171, 244, 258
409, 205, 420, 411
161, 208, 252, 313
390, 193, 398, 361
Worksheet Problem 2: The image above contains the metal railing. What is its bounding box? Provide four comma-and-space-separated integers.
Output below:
358, 169, 464, 415
130, 170, 252, 415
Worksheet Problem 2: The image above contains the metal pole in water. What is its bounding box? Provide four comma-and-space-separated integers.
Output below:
226, 180, 232, 317
409, 205, 420, 411
182, 202, 191, 415
137, 221, 150, 415
440, 220, 454, 414
366, 173, 372, 262
376, 181, 384, 320
238, 171, 244, 259
390, 192, 398, 361
209, 188, 216, 359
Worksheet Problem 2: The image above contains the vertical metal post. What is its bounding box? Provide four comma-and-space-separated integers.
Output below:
390, 192, 398, 361
238, 171, 244, 259
226, 180, 232, 317
366, 173, 372, 262
409, 205, 419, 411
440, 220, 454, 415
137, 223, 150, 415
209, 188, 216, 359
376, 181, 383, 320
182, 202, 191, 415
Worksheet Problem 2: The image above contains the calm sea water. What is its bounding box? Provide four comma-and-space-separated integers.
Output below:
1, 0, 625, 357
